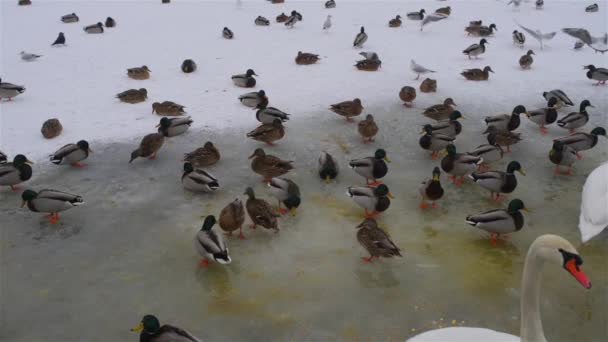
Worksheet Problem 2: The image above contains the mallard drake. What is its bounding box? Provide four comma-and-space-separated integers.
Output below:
349, 149, 390, 185
435, 6, 451, 16
318, 151, 339, 184
419, 167, 444, 209
194, 215, 231, 266
543, 89, 573, 108
358, 114, 379, 143
182, 162, 219, 193
553, 127, 606, 158
423, 98, 457, 121
585, 3, 599, 12
276, 12, 288, 23
284, 11, 299, 28
468, 132, 504, 170
20, 51, 42, 62
388, 15, 402, 27
441, 144, 482, 185
484, 126, 521, 153
244, 187, 279, 231
347, 184, 392, 218
51, 32, 66, 46
355, 58, 381, 71
61, 13, 79, 23
239, 90, 267, 108
484, 105, 526, 132
557, 100, 593, 133
127, 65, 151, 80
18, 0, 31, 6
232, 69, 257, 87
181, 59, 196, 73
353, 26, 368, 48
255, 16, 270, 26
219, 198, 246, 239
356, 218, 401, 262
410, 60, 436, 80
222, 27, 234, 39
461, 66, 494, 80
427, 110, 463, 137
549, 141, 577, 175
255, 102, 290, 123
0, 78, 26, 101
21, 189, 84, 224
0, 155, 33, 190
519, 50, 535, 69
0, 151, 7, 163
184, 141, 220, 167
83, 22, 104, 34
249, 148, 293, 182
407, 9, 425, 20
247, 119, 285, 145
419, 124, 456, 159
268, 177, 301, 215
463, 38, 488, 59
152, 101, 186, 116
129, 133, 164, 163
295, 51, 320, 65
466, 24, 496, 36
156, 116, 193, 137
325, 0, 336, 8
50, 140, 92, 168
105, 17, 116, 28
469, 20, 482, 27
330, 98, 363, 121
583, 64, 608, 85
130, 315, 201, 342
466, 199, 527, 244
420, 78, 437, 93
116, 88, 147, 103
469, 161, 525, 201
513, 30, 525, 46
526, 97, 558, 134
399, 86, 416, 107
41, 118, 63, 139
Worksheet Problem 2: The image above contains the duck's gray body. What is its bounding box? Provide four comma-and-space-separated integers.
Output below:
256, 106, 289, 123
0, 79, 26, 99
194, 226, 231, 264
466, 209, 523, 234
50, 143, 89, 165
25, 189, 84, 213
553, 132, 601, 152
182, 168, 219, 193
84, 23, 104, 34
239, 91, 265, 108
468, 143, 503, 164
347, 186, 379, 211
158, 117, 193, 137
61, 13, 79, 23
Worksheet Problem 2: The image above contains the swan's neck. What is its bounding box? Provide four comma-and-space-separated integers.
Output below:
520, 249, 547, 342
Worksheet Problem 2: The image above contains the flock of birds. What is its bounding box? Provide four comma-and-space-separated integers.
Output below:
2, 0, 608, 341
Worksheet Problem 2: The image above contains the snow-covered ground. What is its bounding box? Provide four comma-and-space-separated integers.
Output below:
1, 0, 607, 341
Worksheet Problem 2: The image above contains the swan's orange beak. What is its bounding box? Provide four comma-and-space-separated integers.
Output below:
565, 258, 591, 289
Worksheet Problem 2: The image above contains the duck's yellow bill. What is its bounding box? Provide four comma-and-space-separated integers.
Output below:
384, 156, 391, 163
325, 175, 331, 184
388, 192, 395, 199
290, 208, 297, 216
522, 207, 530, 212
26, 160, 34, 165
130, 322, 144, 332
518, 169, 526, 176
20, 200, 26, 208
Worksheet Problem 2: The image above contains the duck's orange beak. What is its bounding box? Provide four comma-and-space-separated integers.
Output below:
564, 258, 592, 289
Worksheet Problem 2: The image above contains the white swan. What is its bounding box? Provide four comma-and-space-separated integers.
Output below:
579, 162, 608, 242
407, 234, 591, 342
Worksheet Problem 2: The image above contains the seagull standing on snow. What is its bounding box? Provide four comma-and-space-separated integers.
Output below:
323, 15, 332, 31
420, 13, 448, 31
353, 26, 368, 48
20, 51, 42, 61
51, 32, 66, 46
517, 23, 556, 49
410, 60, 435, 80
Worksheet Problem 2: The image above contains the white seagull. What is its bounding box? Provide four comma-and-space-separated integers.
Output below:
410, 60, 436, 80
20, 51, 42, 61
323, 15, 332, 31
420, 13, 448, 31
562, 28, 608, 53
517, 22, 556, 49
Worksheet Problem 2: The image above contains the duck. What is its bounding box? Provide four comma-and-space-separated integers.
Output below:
18, 1, 31, 6
549, 141, 578, 175
441, 144, 482, 185
419, 167, 444, 209
184, 142, 220, 167
194, 215, 231, 266
268, 177, 301, 215
249, 148, 293, 182
284, 11, 300, 28
466, 24, 496, 37
152, 101, 186, 116
255, 102, 290, 123
0, 151, 7, 163
61, 13, 79, 23
116, 88, 147, 103
0, 155, 33, 190
295, 51, 320, 65
356, 218, 401, 262
129, 133, 164, 163
20, 51, 42, 62
247, 119, 285, 145
578, 162, 608, 242
399, 86, 416, 107
239, 90, 268, 108
105, 17, 116, 28
131, 315, 201, 342
219, 198, 246, 239
325, 0, 336, 8
244, 187, 279, 231
0, 78, 26, 101
41, 118, 63, 139
484, 105, 527, 132
222, 27, 234, 39
434, 6, 451, 16
553, 127, 606, 158
276, 12, 288, 23
127, 65, 151, 80
557, 100, 593, 133
427, 110, 463, 137
543, 89, 573, 108
586, 3, 599, 12
420, 78, 437, 93
232, 69, 257, 88
468, 133, 504, 170
526, 97, 558, 134
463, 38, 488, 59
408, 235, 591, 341
255, 16, 270, 26
461, 66, 494, 80
358, 114, 379, 143
347, 184, 392, 218
423, 98, 457, 121
519, 49, 535, 69
318, 151, 339, 184
349, 149, 390, 185
181, 59, 197, 73
388, 15, 402, 27
353, 26, 368, 48
484, 126, 522, 153
407, 9, 425, 20
21, 189, 84, 224
156, 117, 192, 137
83, 22, 104, 34
512, 30, 525, 46
182, 162, 219, 193
469, 20, 482, 27
469, 161, 526, 201
50, 140, 92, 168
465, 199, 527, 244
330, 98, 364, 121
419, 124, 456, 159
355, 58, 381, 71
583, 64, 608, 85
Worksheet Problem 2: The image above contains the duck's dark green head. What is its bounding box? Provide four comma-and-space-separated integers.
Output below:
258, 90, 265, 96
507, 199, 527, 213
77, 140, 92, 152
506, 161, 525, 175
422, 124, 433, 134
580, 100, 593, 111
512, 105, 527, 115
445, 144, 457, 156
183, 162, 194, 173
131, 314, 160, 334
244, 187, 255, 198
449, 111, 464, 121
201, 215, 216, 231
13, 154, 33, 166
246, 69, 257, 77
591, 127, 606, 137
374, 184, 393, 198
158, 117, 171, 129
20, 189, 37, 207
432, 166, 441, 180
374, 149, 390, 162
284, 195, 301, 216
547, 97, 558, 108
